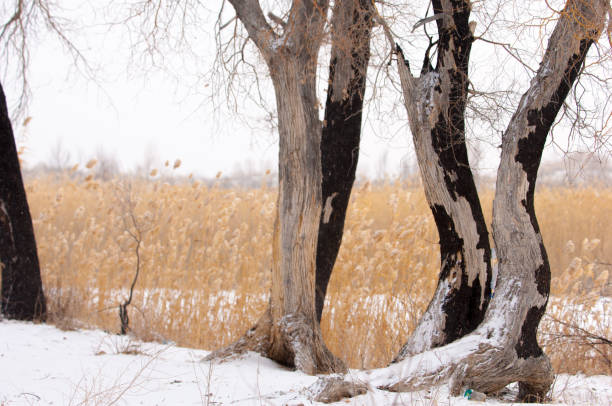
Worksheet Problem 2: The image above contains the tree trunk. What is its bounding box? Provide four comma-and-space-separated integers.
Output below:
0, 81, 47, 321
316, 0, 372, 322
393, 0, 492, 361
313, 0, 607, 400
489, 0, 607, 397
264, 57, 344, 373
207, 0, 344, 374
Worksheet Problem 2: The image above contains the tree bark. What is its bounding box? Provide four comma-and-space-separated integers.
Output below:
313, 0, 607, 400
489, 0, 607, 397
0, 81, 47, 321
207, 0, 344, 374
392, 0, 492, 361
316, 0, 373, 322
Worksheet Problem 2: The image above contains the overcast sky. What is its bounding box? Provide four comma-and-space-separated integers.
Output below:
7, 1, 415, 180
5, 0, 609, 180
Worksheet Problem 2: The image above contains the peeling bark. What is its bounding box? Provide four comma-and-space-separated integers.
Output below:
207, 0, 344, 374
316, 0, 372, 322
312, 0, 607, 400
0, 81, 46, 321
393, 0, 492, 361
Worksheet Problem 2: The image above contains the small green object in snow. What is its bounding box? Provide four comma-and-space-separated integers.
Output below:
463, 388, 486, 401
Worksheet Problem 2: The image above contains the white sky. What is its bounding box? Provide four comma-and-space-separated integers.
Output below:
6, 1, 609, 180
8, 0, 414, 179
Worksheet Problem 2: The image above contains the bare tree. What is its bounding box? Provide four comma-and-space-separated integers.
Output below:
0, 81, 46, 320
313, 0, 609, 401
1, 0, 92, 321
387, 0, 493, 361
114, 182, 150, 335
206, 0, 345, 374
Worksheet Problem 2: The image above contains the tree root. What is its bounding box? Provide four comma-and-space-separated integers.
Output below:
309, 376, 368, 403
204, 308, 345, 375
309, 333, 553, 403
203, 308, 273, 363
275, 313, 346, 374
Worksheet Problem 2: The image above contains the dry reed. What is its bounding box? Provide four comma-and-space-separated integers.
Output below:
23, 172, 611, 374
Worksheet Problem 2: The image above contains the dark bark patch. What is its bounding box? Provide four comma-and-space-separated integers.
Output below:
430, 204, 463, 281
515, 305, 546, 359
441, 263, 486, 343
430, 204, 488, 342
534, 261, 550, 297
534, 241, 551, 295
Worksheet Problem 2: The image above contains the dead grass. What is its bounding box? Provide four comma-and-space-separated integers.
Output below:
23, 172, 612, 374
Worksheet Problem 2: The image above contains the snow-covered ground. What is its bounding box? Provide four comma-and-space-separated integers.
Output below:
1, 321, 610, 405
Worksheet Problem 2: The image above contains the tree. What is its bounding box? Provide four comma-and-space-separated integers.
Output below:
313, 0, 609, 401
315, 0, 373, 322
206, 0, 345, 374
388, 0, 493, 361
1, 0, 89, 322
0, 81, 46, 320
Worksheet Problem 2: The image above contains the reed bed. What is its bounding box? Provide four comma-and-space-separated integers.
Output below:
24, 171, 611, 374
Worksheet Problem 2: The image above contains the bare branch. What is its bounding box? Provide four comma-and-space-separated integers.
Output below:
411, 13, 450, 33
0, 0, 95, 119
371, 2, 416, 96
267, 12, 287, 30
227, 0, 275, 57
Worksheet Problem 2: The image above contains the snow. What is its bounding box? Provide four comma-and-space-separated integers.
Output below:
358, 333, 482, 389
416, 71, 440, 119
1, 321, 610, 405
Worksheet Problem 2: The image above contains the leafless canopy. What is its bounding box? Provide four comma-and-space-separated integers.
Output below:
370, 0, 612, 160
0, 0, 92, 119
